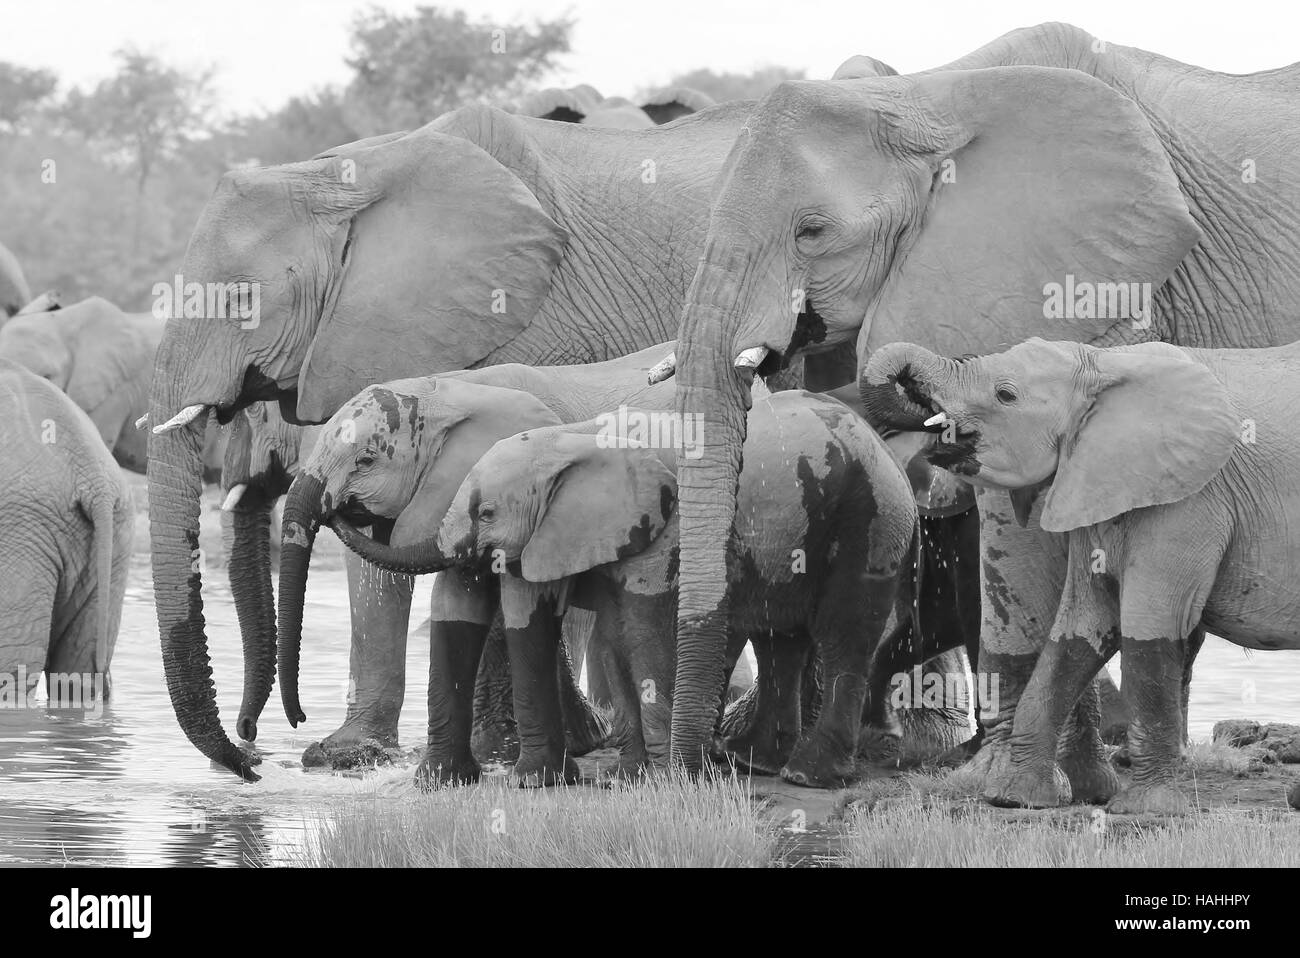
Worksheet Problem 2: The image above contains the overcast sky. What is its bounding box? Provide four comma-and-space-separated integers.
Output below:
3, 0, 1296, 116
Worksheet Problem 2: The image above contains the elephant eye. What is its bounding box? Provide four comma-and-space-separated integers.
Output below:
478, 504, 495, 523
995, 384, 1019, 405
795, 219, 827, 243
356, 450, 376, 467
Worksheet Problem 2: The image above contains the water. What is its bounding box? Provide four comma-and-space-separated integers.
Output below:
1, 558, 1297, 867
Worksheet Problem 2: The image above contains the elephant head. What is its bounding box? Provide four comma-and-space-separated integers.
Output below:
0, 241, 31, 320
274, 377, 562, 727
666, 65, 1202, 766
146, 121, 571, 777
862, 339, 1240, 532
512, 84, 715, 128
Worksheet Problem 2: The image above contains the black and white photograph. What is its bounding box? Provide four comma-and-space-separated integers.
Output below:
0, 0, 1297, 914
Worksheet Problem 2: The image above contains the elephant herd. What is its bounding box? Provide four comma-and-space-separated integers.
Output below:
7, 22, 1300, 816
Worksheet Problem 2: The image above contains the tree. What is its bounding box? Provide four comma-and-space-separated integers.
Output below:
342, 5, 572, 136
0, 63, 58, 133
647, 66, 806, 104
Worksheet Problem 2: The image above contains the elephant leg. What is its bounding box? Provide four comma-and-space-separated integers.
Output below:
983, 543, 1119, 808
965, 488, 1069, 787
322, 535, 412, 751
1180, 627, 1206, 746
722, 629, 809, 776
470, 615, 518, 763
4, 557, 57, 702
556, 608, 610, 756
1107, 633, 1191, 815
420, 570, 495, 788
586, 593, 650, 779
500, 578, 577, 787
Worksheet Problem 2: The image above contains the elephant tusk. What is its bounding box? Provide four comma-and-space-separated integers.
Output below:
221, 484, 248, 512
152, 404, 208, 434
923, 412, 948, 428
647, 352, 676, 385
134, 413, 149, 430
734, 346, 769, 370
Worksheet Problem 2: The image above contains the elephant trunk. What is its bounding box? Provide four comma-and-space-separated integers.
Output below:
860, 341, 958, 431
670, 247, 761, 772
228, 486, 277, 741
276, 474, 323, 727
329, 518, 457, 576
147, 353, 258, 780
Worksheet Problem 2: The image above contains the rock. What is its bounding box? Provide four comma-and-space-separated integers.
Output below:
1212, 720, 1263, 747
1288, 780, 1300, 810
301, 741, 330, 768
1260, 724, 1300, 764
301, 738, 393, 770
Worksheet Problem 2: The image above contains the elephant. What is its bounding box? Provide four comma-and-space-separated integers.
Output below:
145, 95, 777, 780
0, 358, 133, 692
0, 241, 31, 320
659, 21, 1300, 788
864, 336, 1300, 813
0, 296, 225, 478
291, 382, 916, 788
511, 84, 715, 128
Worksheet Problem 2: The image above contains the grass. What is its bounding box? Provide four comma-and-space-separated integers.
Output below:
287, 768, 779, 868
841, 799, 1300, 867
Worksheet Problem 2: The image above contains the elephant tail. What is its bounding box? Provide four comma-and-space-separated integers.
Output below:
89, 490, 118, 680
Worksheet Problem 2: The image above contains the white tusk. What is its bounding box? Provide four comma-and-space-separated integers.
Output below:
734, 346, 769, 370
152, 404, 208, 434
221, 484, 248, 512
134, 413, 150, 430
923, 412, 948, 427
647, 351, 676, 385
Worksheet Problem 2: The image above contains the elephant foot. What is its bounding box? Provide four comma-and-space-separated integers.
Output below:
301, 737, 394, 770
511, 751, 580, 788
322, 719, 399, 752
856, 725, 903, 765
781, 734, 856, 789
1059, 753, 1121, 805
598, 756, 651, 786
982, 762, 1071, 809
415, 751, 481, 790
722, 723, 798, 777
471, 720, 520, 764
1107, 782, 1189, 816
563, 702, 611, 757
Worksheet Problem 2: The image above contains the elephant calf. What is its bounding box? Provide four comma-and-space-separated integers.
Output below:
331, 389, 917, 788
0, 358, 133, 695
865, 337, 1300, 813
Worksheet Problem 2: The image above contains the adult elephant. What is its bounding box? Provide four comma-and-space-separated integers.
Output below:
147, 99, 758, 779
664, 21, 1300, 794
0, 296, 225, 477
512, 85, 715, 128
0, 358, 133, 685
0, 242, 31, 320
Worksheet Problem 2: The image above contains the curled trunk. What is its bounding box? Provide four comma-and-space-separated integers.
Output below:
859, 341, 957, 431
329, 519, 455, 576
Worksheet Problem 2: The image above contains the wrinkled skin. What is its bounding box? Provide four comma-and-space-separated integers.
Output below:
148, 93, 759, 778
324, 390, 915, 788
0, 297, 225, 477
0, 359, 133, 690
669, 22, 1300, 787
869, 338, 1300, 813
0, 242, 31, 320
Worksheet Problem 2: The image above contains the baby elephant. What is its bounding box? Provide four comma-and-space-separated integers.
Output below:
340, 390, 916, 787
865, 337, 1300, 813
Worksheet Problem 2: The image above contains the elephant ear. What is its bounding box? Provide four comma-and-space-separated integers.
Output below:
860, 66, 1201, 358
297, 127, 568, 421
512, 86, 602, 123
640, 86, 716, 124
65, 301, 148, 421
521, 434, 677, 582
1041, 343, 1240, 533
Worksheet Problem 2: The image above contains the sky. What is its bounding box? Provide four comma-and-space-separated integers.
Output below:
2, 0, 1297, 117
